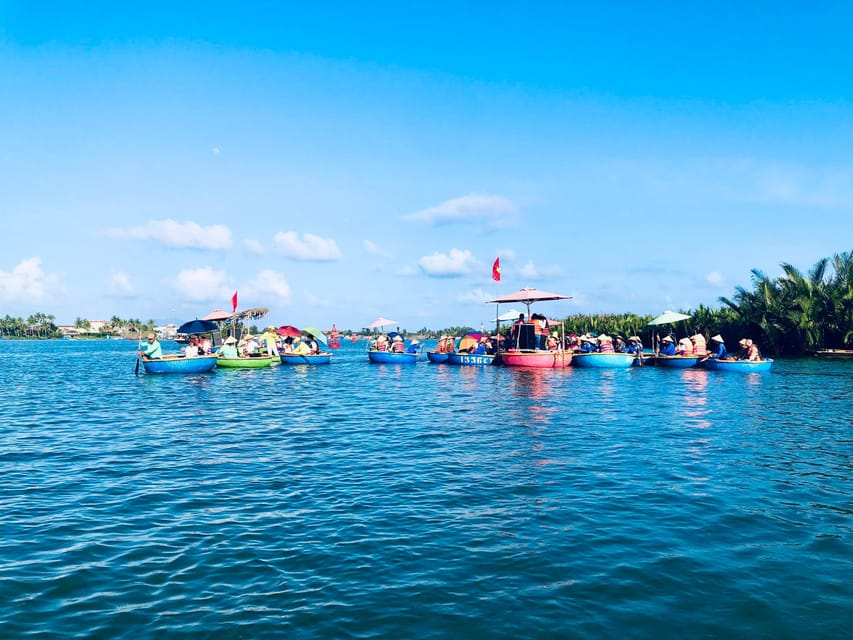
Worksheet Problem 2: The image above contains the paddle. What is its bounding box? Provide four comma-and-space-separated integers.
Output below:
135, 334, 141, 375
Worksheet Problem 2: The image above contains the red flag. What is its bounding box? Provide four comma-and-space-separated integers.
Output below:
231, 290, 238, 312
492, 257, 501, 282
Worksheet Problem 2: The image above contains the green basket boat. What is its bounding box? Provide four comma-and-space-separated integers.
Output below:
216, 355, 277, 369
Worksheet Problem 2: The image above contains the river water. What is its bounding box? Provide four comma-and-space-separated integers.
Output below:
1, 339, 850, 638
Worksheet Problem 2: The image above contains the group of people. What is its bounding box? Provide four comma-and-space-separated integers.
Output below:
369, 334, 421, 354
657, 333, 761, 361
657, 333, 708, 356
137, 326, 325, 361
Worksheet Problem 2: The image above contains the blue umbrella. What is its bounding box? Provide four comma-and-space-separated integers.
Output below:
177, 319, 219, 335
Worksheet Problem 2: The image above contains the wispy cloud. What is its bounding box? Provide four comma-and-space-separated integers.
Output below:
705, 271, 726, 287
518, 260, 564, 280
418, 248, 478, 277
274, 232, 343, 261
404, 194, 520, 230
172, 267, 232, 301
105, 219, 232, 250
105, 271, 134, 296
243, 239, 265, 255
0, 257, 60, 303
456, 288, 491, 304
364, 239, 391, 257
395, 265, 419, 276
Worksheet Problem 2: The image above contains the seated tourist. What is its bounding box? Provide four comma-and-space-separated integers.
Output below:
219, 336, 239, 358
708, 335, 727, 359
659, 335, 676, 356
676, 337, 694, 355
691, 333, 707, 355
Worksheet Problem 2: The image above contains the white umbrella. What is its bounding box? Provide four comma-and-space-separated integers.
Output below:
495, 308, 525, 322
648, 310, 691, 326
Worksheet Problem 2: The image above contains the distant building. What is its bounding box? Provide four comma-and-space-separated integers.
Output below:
157, 324, 178, 339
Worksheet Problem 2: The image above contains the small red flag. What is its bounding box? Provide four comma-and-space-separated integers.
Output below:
231, 290, 238, 313
492, 257, 501, 282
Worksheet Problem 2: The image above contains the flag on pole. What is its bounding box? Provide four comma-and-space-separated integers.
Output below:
492, 257, 501, 282
231, 290, 238, 312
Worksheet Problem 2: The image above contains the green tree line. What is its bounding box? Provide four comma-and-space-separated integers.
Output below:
0, 315, 156, 339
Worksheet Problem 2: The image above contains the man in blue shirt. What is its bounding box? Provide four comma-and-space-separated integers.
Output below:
708, 335, 727, 359
659, 336, 676, 356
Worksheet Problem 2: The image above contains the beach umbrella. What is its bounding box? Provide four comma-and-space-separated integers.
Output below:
648, 310, 691, 326
302, 326, 328, 345
201, 309, 232, 322
457, 332, 484, 352
496, 308, 525, 322
276, 325, 301, 337
368, 317, 397, 330
177, 319, 219, 335
487, 288, 571, 316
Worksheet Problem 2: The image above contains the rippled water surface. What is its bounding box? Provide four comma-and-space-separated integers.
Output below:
1, 340, 850, 638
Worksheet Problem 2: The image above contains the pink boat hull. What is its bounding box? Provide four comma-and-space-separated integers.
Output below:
499, 350, 572, 368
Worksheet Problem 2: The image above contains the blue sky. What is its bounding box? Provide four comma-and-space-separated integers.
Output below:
1, 2, 851, 331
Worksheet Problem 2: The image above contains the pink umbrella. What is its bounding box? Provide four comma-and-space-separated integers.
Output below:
202, 308, 233, 321
368, 317, 397, 330
486, 287, 571, 317
276, 325, 301, 337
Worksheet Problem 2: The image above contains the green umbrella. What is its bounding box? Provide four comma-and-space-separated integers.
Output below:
302, 327, 328, 345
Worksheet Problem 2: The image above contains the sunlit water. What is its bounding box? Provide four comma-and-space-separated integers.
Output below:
1, 339, 850, 638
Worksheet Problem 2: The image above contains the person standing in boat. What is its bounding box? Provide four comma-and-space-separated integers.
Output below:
138, 332, 163, 359
261, 326, 280, 356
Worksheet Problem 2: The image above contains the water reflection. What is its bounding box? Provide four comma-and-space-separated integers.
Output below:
681, 369, 711, 429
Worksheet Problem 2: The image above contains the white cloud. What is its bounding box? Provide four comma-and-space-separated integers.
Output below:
497, 248, 517, 261
243, 239, 265, 255
404, 194, 521, 230
172, 267, 232, 302
105, 219, 232, 250
247, 269, 292, 303
105, 271, 134, 296
418, 248, 478, 277
518, 260, 564, 280
705, 271, 726, 287
212, 147, 221, 155
364, 239, 391, 257
274, 232, 343, 261
0, 257, 60, 303
456, 288, 491, 304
